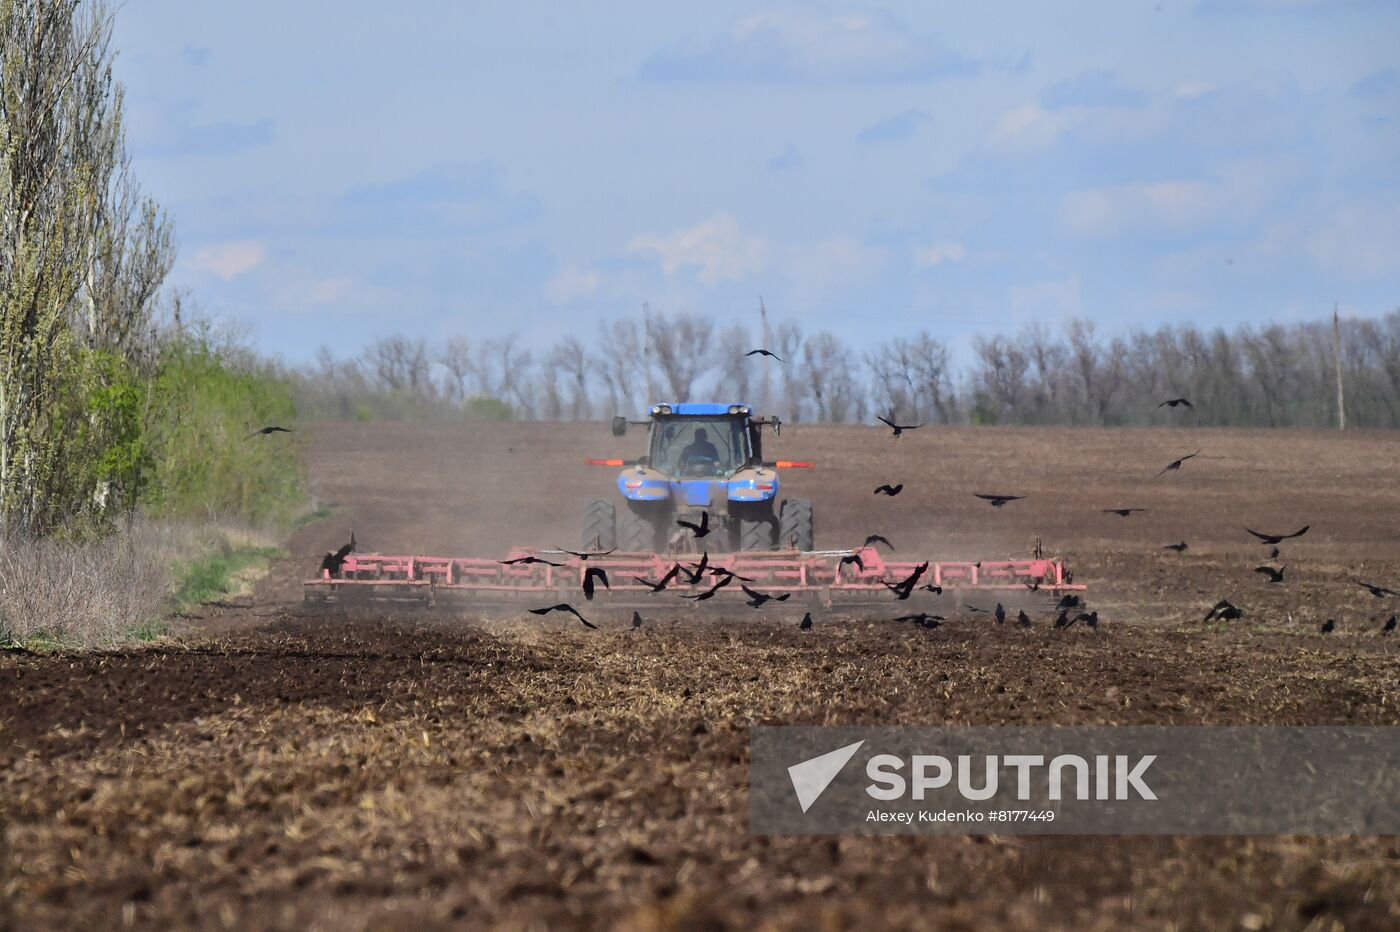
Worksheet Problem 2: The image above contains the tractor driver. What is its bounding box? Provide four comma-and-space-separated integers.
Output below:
679, 427, 720, 466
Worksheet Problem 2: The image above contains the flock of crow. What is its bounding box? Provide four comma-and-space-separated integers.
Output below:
871, 401, 1398, 637
301, 357, 1397, 637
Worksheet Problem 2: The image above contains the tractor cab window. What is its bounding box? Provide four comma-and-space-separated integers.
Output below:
651, 417, 749, 478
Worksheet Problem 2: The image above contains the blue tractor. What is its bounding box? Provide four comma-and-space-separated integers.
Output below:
583, 403, 814, 553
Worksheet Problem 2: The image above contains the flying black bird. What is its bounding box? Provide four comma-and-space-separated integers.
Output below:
1053, 610, 1072, 629
1017, 609, 1031, 628
895, 612, 944, 629
634, 564, 683, 592
1163, 542, 1189, 553
1081, 611, 1099, 630
975, 493, 1023, 508
1155, 450, 1200, 478
839, 552, 865, 572
994, 603, 1006, 625
683, 551, 711, 585
631, 611, 643, 630
1204, 599, 1243, 622
745, 348, 784, 362
965, 604, 989, 614
1269, 547, 1280, 559
799, 612, 813, 631
319, 531, 357, 576
246, 425, 293, 439
582, 567, 610, 601
1382, 615, 1396, 634
863, 534, 894, 551
558, 547, 616, 560
876, 415, 922, 438
528, 603, 597, 629
709, 565, 755, 582
1055, 594, 1081, 611
1102, 508, 1147, 517
1158, 398, 1193, 409
740, 584, 791, 608
1254, 566, 1286, 583
677, 511, 711, 538
682, 575, 733, 601
883, 562, 928, 600
873, 483, 904, 497
502, 555, 565, 567
1320, 618, 1335, 634
1356, 580, 1399, 598
1244, 526, 1309, 545
920, 583, 943, 594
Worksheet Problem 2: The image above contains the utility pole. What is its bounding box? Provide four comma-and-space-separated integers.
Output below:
1333, 303, 1346, 431
759, 296, 772, 411
642, 301, 656, 404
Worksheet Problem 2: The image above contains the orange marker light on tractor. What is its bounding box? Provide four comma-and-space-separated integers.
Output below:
775, 460, 815, 468
585, 458, 625, 466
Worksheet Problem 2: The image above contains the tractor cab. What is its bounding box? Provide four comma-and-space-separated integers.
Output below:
585, 403, 813, 554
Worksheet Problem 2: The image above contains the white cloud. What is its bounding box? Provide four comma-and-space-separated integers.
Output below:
627, 213, 769, 284
914, 242, 967, 267
1062, 180, 1217, 236
190, 240, 266, 280
545, 264, 602, 302
988, 103, 1080, 153
639, 8, 975, 83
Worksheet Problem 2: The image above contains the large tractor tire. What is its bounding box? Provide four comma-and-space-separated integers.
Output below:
581, 499, 617, 552
737, 502, 778, 552
778, 498, 814, 552
617, 501, 664, 552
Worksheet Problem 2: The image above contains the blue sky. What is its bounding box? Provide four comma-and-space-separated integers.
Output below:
112, 1, 1400, 364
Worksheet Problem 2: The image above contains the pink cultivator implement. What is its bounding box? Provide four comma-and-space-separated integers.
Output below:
303, 546, 1084, 610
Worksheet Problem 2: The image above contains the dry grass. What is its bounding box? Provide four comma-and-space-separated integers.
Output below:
0, 520, 280, 648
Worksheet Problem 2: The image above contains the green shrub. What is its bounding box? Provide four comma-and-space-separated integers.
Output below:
140, 338, 308, 527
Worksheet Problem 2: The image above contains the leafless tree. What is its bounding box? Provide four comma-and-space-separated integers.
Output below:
437, 336, 472, 401
592, 318, 646, 415
645, 310, 713, 402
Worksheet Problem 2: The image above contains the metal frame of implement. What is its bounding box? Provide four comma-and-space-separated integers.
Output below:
304, 546, 1084, 608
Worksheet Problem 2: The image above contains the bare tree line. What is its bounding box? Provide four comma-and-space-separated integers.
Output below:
288, 307, 1400, 429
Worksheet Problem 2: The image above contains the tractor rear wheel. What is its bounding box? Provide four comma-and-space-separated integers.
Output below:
617, 501, 663, 552
737, 503, 778, 552
582, 499, 617, 551
778, 498, 814, 551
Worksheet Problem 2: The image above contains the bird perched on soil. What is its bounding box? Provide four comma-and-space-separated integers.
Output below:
1254, 566, 1285, 583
